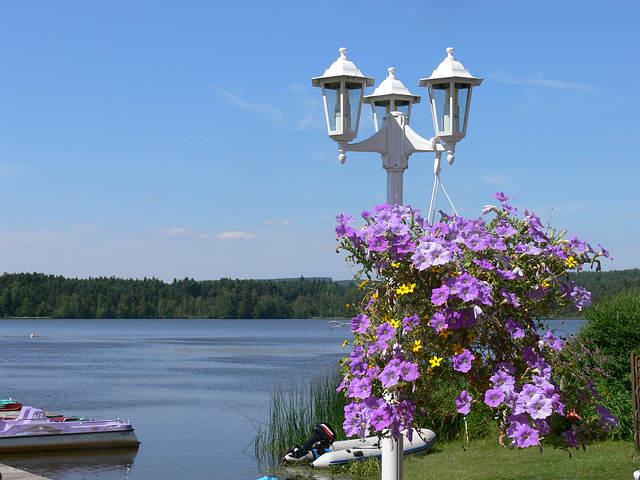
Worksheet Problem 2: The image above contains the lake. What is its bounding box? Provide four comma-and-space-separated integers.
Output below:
0, 316, 586, 480
0, 318, 352, 480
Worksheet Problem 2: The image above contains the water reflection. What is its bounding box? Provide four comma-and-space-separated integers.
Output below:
0, 447, 138, 480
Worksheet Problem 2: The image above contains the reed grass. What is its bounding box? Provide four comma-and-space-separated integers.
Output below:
254, 366, 348, 469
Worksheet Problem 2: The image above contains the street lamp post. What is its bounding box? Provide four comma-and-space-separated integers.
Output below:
313, 47, 482, 221
312, 48, 482, 480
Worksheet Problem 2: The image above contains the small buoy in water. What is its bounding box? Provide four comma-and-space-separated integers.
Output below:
30, 333, 34, 338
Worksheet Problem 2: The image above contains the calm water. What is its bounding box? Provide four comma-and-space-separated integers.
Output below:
0, 318, 353, 480
0, 317, 585, 480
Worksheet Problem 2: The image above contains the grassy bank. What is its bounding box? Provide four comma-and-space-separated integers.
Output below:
401, 439, 637, 480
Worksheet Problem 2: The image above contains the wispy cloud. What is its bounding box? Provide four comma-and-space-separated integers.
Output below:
481, 172, 518, 190
151, 227, 191, 236
209, 84, 324, 131
489, 69, 600, 115
214, 231, 256, 241
210, 87, 284, 125
489, 70, 600, 94
262, 219, 294, 226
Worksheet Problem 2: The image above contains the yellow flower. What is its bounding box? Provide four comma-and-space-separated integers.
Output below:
413, 340, 422, 352
566, 256, 577, 268
541, 281, 550, 288
467, 333, 477, 342
345, 303, 350, 308
395, 283, 416, 296
342, 340, 349, 348
453, 342, 464, 355
359, 280, 369, 290
391, 262, 400, 268
391, 319, 401, 329
429, 355, 443, 368
439, 329, 453, 338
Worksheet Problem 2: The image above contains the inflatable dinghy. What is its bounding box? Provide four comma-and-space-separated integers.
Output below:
284, 423, 436, 468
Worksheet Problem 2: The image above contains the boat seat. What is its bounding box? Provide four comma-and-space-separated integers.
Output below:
16, 406, 39, 420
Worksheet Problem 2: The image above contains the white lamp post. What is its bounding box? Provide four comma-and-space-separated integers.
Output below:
313, 47, 482, 221
312, 48, 482, 480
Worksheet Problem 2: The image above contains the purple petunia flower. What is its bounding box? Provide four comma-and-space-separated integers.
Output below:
424, 241, 453, 266
512, 422, 539, 447
350, 359, 367, 375
368, 234, 389, 252
428, 312, 449, 334
494, 192, 514, 203
403, 314, 420, 331
376, 322, 396, 341
348, 377, 372, 399
431, 285, 450, 306
571, 285, 592, 309
598, 244, 613, 260
563, 429, 579, 447
505, 317, 525, 339
455, 390, 472, 415
336, 213, 355, 225
399, 361, 419, 381
597, 405, 619, 432
527, 394, 553, 420
379, 364, 402, 388
501, 289, 521, 306
484, 388, 505, 407
473, 258, 494, 270
490, 370, 515, 392
544, 331, 563, 351
411, 247, 430, 271
351, 313, 371, 334
453, 349, 475, 373
343, 403, 370, 438
369, 406, 392, 431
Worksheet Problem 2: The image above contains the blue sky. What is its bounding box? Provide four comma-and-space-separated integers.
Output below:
1, 1, 638, 282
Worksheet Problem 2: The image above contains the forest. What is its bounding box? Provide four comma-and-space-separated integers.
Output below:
0, 268, 638, 320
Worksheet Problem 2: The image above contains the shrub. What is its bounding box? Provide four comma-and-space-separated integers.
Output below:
580, 289, 640, 391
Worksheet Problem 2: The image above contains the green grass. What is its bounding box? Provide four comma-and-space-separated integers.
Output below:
401, 439, 637, 480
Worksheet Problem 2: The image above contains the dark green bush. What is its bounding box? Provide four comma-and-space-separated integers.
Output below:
568, 288, 640, 440
581, 289, 640, 391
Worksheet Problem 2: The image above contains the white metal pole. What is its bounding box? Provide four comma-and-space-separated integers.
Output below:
386, 167, 404, 205
381, 435, 404, 480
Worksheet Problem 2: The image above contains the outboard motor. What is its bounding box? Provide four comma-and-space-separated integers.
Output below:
284, 423, 337, 463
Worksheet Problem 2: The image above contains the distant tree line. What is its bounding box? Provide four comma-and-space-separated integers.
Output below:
0, 269, 638, 320
566, 268, 640, 316
0, 273, 365, 319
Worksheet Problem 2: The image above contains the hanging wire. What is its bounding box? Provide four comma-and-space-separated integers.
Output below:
428, 154, 458, 224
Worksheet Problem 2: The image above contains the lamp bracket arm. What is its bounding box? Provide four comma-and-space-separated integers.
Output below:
403, 126, 444, 155
341, 125, 389, 156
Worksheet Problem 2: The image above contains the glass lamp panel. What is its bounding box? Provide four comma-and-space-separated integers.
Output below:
345, 82, 363, 134
323, 82, 341, 133
374, 99, 391, 131
394, 99, 411, 119
429, 83, 450, 134
455, 83, 470, 134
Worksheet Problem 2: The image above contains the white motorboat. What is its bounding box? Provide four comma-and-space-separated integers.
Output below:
0, 406, 139, 453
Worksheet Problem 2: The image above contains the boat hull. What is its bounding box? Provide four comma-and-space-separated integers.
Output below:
0, 406, 140, 454
310, 428, 436, 468
0, 430, 139, 453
